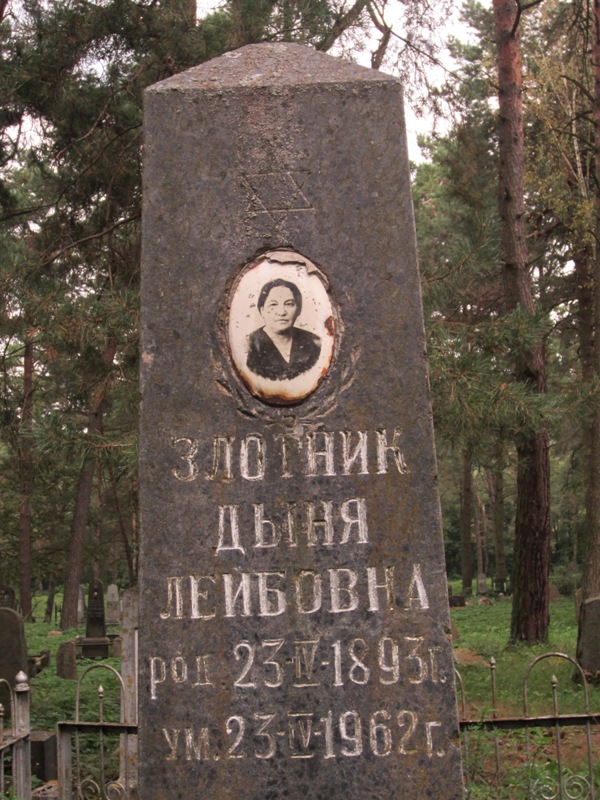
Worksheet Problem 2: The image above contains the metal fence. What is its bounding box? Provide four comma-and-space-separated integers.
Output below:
0, 672, 31, 800
57, 664, 137, 800
457, 652, 599, 799
1, 653, 599, 798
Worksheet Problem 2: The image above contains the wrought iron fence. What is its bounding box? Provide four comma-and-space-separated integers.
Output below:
0, 672, 31, 800
56, 664, 137, 800
2, 651, 598, 798
457, 652, 600, 799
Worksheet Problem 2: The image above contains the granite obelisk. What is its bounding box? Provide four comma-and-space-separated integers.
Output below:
139, 42, 464, 799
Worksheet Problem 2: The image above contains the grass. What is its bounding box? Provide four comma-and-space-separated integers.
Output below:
450, 593, 599, 718
449, 590, 600, 798
19, 594, 123, 730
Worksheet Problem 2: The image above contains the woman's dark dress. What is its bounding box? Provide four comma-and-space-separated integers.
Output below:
246, 327, 321, 380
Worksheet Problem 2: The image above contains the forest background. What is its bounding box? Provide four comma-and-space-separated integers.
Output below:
1, 0, 599, 672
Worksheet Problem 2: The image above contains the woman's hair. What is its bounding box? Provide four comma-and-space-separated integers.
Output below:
257, 279, 302, 314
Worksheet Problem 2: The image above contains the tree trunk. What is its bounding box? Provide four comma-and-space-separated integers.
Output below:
577, 0, 600, 675
487, 441, 507, 592
19, 335, 34, 621
108, 461, 137, 585
475, 495, 488, 594
61, 338, 117, 630
44, 576, 56, 624
460, 450, 474, 595
493, 0, 551, 643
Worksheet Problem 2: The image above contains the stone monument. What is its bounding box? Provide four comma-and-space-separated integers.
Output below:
0, 607, 28, 715
106, 583, 121, 626
80, 579, 109, 658
139, 42, 464, 799
77, 584, 86, 627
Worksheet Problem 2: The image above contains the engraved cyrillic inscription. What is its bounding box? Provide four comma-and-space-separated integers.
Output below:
171, 428, 410, 483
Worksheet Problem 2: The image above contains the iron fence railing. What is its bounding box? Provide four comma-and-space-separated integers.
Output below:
0, 672, 32, 800
457, 652, 600, 799
57, 664, 137, 800
2, 652, 598, 798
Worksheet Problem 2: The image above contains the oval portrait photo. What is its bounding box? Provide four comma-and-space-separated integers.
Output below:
228, 250, 336, 405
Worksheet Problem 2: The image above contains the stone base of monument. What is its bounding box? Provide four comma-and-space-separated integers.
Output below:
77, 635, 111, 659
27, 648, 51, 677
577, 597, 600, 681
31, 730, 58, 782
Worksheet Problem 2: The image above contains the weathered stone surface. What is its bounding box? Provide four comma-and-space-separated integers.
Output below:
86, 579, 106, 638
577, 597, 600, 677
77, 585, 86, 627
81, 579, 109, 658
56, 640, 77, 680
0, 584, 16, 609
106, 583, 121, 626
139, 42, 464, 799
119, 589, 139, 793
0, 607, 27, 715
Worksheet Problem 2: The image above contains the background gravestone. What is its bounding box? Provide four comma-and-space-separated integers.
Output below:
81, 578, 109, 658
0, 607, 28, 716
0, 585, 16, 610
106, 583, 121, 626
576, 597, 600, 676
139, 43, 464, 799
77, 585, 86, 627
56, 640, 77, 680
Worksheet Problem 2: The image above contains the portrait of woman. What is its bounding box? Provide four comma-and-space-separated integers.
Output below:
227, 250, 336, 405
246, 279, 321, 380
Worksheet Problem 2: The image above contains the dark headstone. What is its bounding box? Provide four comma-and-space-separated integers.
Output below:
449, 594, 466, 608
0, 607, 28, 715
139, 42, 464, 799
86, 579, 106, 637
56, 640, 78, 680
81, 579, 109, 658
30, 731, 58, 781
576, 597, 600, 678
0, 585, 16, 609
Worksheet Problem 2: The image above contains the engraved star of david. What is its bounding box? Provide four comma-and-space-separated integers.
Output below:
242, 170, 313, 230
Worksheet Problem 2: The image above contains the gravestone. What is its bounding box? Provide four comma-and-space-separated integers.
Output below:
106, 583, 121, 626
576, 597, 600, 677
0, 608, 28, 716
139, 42, 464, 799
0, 584, 16, 609
80, 579, 109, 658
56, 640, 77, 680
77, 585, 86, 627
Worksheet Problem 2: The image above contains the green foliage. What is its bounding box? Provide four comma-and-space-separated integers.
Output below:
451, 596, 599, 715
25, 596, 122, 729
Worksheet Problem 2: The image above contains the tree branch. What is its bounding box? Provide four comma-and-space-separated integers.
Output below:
511, 0, 546, 38
367, 1, 391, 69
40, 215, 139, 269
315, 0, 369, 52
